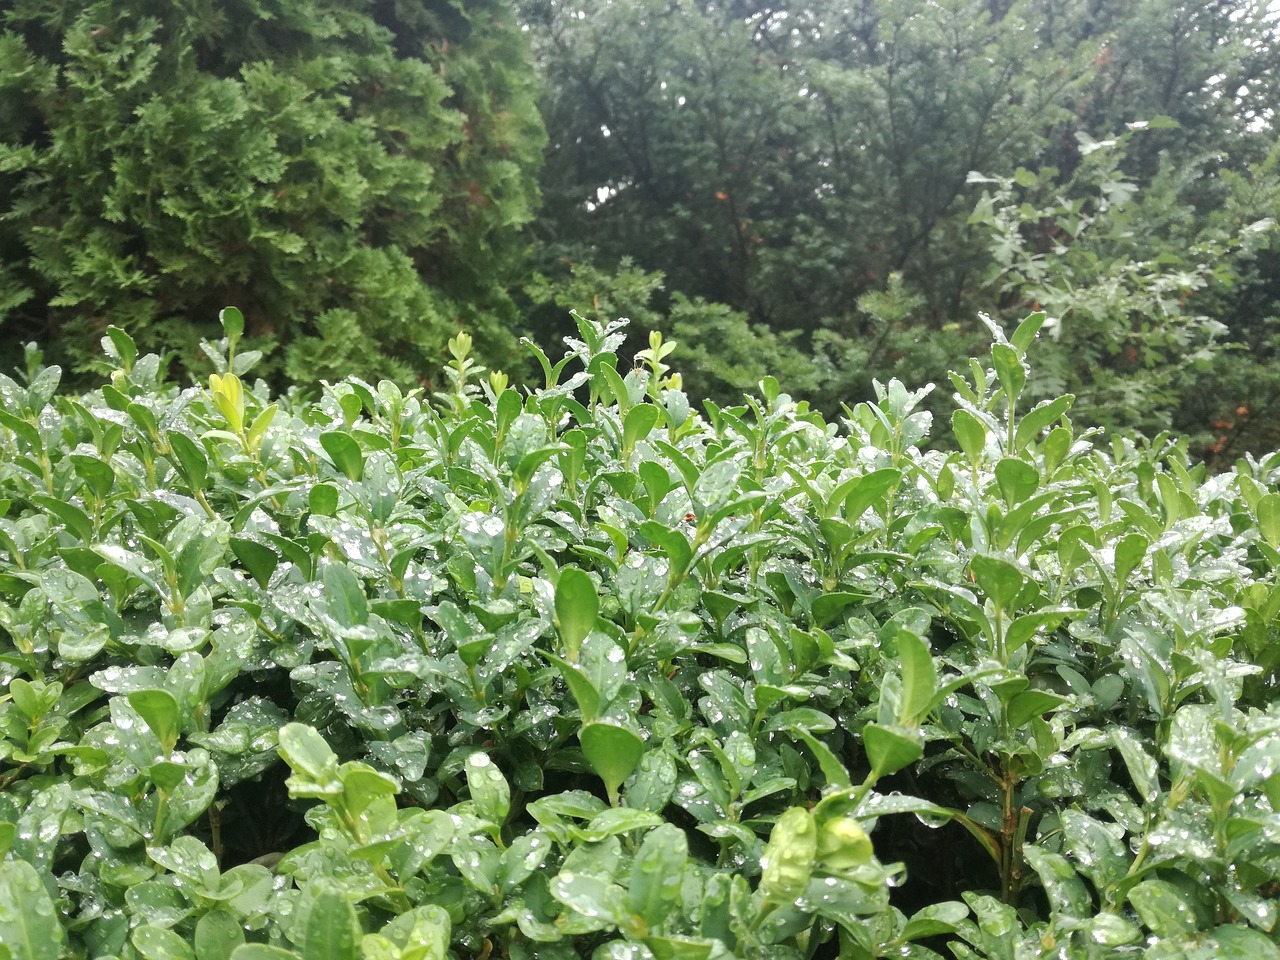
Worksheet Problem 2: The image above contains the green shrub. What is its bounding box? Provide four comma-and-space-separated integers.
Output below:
0, 0, 544, 384
524, 258, 821, 407
1, 310, 1280, 960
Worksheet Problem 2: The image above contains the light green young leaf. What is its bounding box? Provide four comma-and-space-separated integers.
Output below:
555, 566, 598, 663
896, 630, 936, 725
466, 752, 511, 826
760, 807, 816, 904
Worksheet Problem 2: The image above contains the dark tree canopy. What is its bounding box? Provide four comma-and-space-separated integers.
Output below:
519, 0, 1280, 449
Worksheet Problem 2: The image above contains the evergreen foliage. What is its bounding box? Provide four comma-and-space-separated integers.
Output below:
519, 0, 1280, 449
0, 0, 545, 383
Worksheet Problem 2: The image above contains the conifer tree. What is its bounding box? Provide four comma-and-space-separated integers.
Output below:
0, 0, 545, 382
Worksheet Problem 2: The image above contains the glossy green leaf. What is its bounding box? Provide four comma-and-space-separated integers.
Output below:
545, 652, 603, 721
106, 325, 138, 369
791, 729, 852, 788
1114, 533, 1149, 585
278, 723, 340, 785
623, 403, 661, 452
952, 409, 987, 460
625, 749, 679, 814
969, 554, 1025, 611
195, 908, 246, 960
322, 562, 368, 628
1005, 689, 1068, 728
595, 356, 632, 415
495, 388, 522, 439
230, 537, 278, 588
337, 763, 398, 817
580, 721, 645, 797
308, 483, 340, 517
168, 431, 209, 490
815, 817, 874, 870
692, 457, 741, 515
994, 457, 1039, 506
838, 467, 901, 521
147, 837, 219, 892
640, 521, 693, 577
760, 807, 816, 903
629, 823, 688, 932
0, 859, 65, 960
129, 689, 181, 753
1014, 395, 1074, 450
901, 901, 970, 941
896, 630, 936, 724
295, 882, 360, 960
133, 925, 195, 960
555, 566, 598, 662
230, 947, 299, 960
8, 678, 49, 720
863, 723, 923, 778
551, 869, 622, 926
219, 306, 245, 341
1112, 729, 1160, 803
1022, 846, 1089, 918
1257, 493, 1280, 549
30, 495, 93, 542
991, 342, 1026, 404
1144, 925, 1280, 960
1128, 879, 1201, 938
1009, 312, 1047, 353
466, 752, 511, 825
320, 431, 364, 481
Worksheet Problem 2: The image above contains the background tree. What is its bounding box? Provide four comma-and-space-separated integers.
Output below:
520, 0, 1280, 446
521, 0, 1113, 323
0, 0, 545, 383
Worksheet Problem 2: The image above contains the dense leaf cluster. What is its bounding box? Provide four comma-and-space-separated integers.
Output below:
2, 313, 1280, 959
3, 0, 1279, 456
522, 0, 1280, 453
0, 0, 543, 382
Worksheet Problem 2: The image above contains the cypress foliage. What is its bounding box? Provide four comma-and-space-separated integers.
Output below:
0, 0, 545, 383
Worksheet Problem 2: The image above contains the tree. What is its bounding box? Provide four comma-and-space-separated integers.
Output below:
520, 0, 1280, 445
521, 0, 1101, 330
965, 126, 1278, 437
0, 0, 545, 383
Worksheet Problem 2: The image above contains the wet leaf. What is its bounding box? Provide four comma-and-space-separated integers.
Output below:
466, 752, 511, 825
555, 566, 598, 662
133, 925, 196, 960
760, 807, 816, 904
320, 431, 364, 481
294, 882, 361, 960
581, 722, 645, 797
629, 823, 688, 932
0, 859, 65, 960
863, 723, 923, 779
